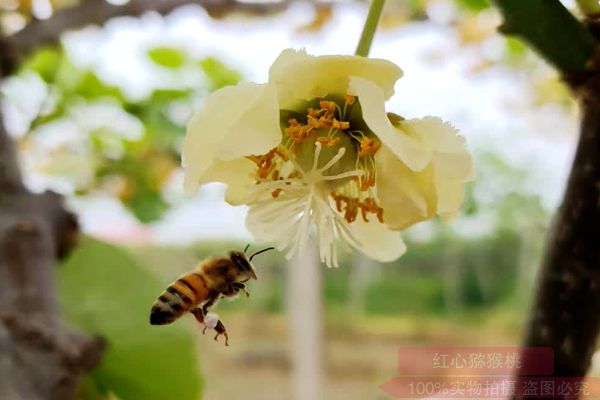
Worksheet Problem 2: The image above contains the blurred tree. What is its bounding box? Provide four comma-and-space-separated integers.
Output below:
0, 1, 302, 399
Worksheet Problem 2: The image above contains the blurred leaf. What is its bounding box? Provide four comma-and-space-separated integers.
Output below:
199, 57, 241, 90
128, 186, 170, 223
147, 47, 187, 69
20, 47, 62, 82
75, 71, 125, 101
454, 0, 489, 11
58, 238, 202, 400
97, 150, 176, 223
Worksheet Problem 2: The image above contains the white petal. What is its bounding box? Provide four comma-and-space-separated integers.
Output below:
435, 177, 465, 220
270, 49, 403, 109
197, 158, 256, 205
183, 82, 280, 193
375, 145, 437, 230
348, 76, 431, 171
400, 117, 474, 180
348, 218, 406, 262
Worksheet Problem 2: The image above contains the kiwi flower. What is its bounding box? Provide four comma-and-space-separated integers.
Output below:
183, 49, 473, 267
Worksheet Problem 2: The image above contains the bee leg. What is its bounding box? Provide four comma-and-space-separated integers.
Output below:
232, 282, 250, 298
191, 308, 206, 331
213, 320, 229, 346
201, 294, 219, 315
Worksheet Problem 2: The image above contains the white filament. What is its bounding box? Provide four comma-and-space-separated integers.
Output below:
247, 142, 363, 267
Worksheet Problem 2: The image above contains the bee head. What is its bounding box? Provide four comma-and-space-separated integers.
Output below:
229, 245, 275, 282
229, 250, 258, 281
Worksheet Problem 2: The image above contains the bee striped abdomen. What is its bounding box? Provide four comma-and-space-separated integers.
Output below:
150, 272, 209, 325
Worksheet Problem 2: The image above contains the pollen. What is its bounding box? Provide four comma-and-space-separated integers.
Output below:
247, 147, 285, 179
344, 94, 356, 106
316, 136, 341, 147
331, 192, 384, 224
358, 138, 381, 158
319, 100, 337, 117
285, 120, 315, 144
332, 119, 350, 130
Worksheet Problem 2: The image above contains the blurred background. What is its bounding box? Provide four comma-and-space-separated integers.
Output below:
0, 0, 584, 399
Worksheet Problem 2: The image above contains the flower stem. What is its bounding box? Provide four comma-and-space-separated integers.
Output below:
355, 0, 385, 57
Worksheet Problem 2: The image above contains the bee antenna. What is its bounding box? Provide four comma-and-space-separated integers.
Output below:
249, 247, 275, 261
244, 243, 251, 254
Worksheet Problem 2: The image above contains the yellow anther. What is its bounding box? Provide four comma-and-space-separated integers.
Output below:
247, 147, 285, 179
360, 197, 384, 223
319, 101, 337, 117
344, 94, 356, 105
316, 136, 341, 147
331, 192, 383, 224
285, 122, 314, 144
359, 175, 376, 191
332, 119, 350, 130
358, 138, 381, 158
307, 115, 320, 128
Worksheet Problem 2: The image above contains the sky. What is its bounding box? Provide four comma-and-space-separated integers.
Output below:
2, 1, 579, 244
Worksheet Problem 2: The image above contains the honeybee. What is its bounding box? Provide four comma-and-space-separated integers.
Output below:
150, 245, 274, 346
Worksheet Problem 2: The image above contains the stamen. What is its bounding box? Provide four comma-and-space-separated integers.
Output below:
358, 138, 381, 158
317, 136, 341, 147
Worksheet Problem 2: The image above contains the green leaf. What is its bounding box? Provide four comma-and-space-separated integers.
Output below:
20, 47, 63, 82
127, 187, 169, 223
58, 238, 202, 400
454, 0, 489, 11
147, 47, 187, 69
199, 57, 242, 90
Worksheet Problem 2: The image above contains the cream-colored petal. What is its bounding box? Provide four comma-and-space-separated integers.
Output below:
434, 176, 465, 220
376, 145, 437, 230
349, 77, 430, 171
270, 49, 403, 109
348, 217, 406, 262
217, 83, 281, 160
400, 117, 474, 180
183, 82, 280, 193
197, 158, 256, 205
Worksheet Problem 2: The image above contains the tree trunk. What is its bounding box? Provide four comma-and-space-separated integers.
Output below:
0, 111, 104, 399
516, 75, 600, 395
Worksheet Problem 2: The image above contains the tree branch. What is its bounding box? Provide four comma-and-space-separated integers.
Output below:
0, 113, 25, 194
0, 66, 96, 400
493, 0, 597, 82
1, 0, 291, 77
492, 2, 600, 397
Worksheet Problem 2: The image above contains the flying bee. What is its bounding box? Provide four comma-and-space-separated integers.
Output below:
149, 245, 274, 346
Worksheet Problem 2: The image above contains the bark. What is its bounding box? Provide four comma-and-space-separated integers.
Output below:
0, 111, 104, 399
515, 76, 600, 396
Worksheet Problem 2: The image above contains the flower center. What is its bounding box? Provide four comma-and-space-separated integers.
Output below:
247, 95, 385, 224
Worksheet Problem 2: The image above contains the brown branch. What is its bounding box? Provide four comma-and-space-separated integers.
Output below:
0, 113, 25, 193
513, 74, 600, 398
0, 73, 96, 400
1, 0, 291, 77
